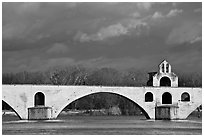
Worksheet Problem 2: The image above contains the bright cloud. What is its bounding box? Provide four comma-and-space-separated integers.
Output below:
75, 20, 148, 42
152, 9, 183, 20
152, 12, 164, 19
166, 22, 201, 45
190, 36, 202, 44
166, 9, 183, 17
75, 23, 128, 42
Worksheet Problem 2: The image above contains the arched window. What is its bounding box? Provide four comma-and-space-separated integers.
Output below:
34, 92, 45, 106
181, 92, 190, 102
162, 92, 172, 104
160, 77, 171, 87
145, 92, 153, 102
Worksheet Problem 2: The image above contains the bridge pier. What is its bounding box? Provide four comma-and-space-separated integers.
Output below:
155, 105, 179, 120
28, 106, 52, 120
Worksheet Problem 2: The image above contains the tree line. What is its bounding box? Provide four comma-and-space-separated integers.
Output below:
2, 65, 202, 87
2, 66, 149, 86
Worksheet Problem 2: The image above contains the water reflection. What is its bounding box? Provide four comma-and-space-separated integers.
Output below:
2, 114, 202, 135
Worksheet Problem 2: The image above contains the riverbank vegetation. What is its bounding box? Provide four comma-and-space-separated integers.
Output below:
2, 65, 202, 87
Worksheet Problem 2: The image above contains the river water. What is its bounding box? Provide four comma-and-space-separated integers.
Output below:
2, 114, 202, 135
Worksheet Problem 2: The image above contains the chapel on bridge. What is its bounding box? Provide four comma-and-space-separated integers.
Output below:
147, 60, 178, 87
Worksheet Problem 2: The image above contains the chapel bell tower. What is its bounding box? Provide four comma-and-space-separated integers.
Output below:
147, 60, 178, 87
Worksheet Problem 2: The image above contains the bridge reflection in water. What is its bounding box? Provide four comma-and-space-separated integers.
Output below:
2, 114, 202, 135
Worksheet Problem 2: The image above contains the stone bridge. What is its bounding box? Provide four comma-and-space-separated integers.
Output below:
2, 85, 202, 120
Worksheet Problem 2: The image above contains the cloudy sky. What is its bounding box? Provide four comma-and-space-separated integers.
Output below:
2, 2, 202, 73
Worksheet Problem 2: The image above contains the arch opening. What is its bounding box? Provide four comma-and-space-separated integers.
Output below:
57, 92, 150, 119
145, 92, 153, 102
160, 77, 171, 87
187, 105, 202, 120
2, 100, 21, 120
34, 92, 45, 106
162, 92, 172, 104
181, 92, 190, 102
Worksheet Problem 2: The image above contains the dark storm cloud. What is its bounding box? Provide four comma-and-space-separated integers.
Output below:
2, 2, 202, 73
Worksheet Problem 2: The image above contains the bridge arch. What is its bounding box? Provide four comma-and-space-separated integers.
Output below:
56, 91, 151, 119
2, 100, 21, 120
186, 104, 202, 119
